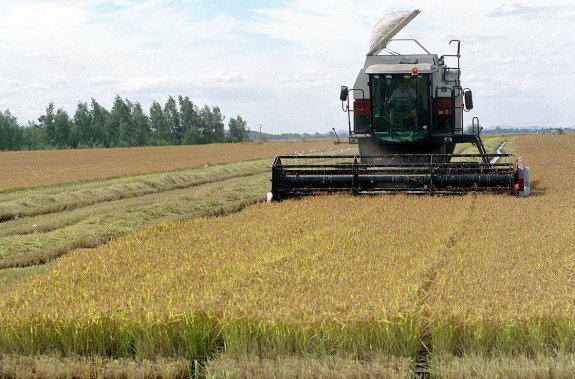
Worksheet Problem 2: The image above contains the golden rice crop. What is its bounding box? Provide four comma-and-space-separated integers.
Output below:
426, 134, 575, 355
0, 195, 474, 359
0, 134, 573, 363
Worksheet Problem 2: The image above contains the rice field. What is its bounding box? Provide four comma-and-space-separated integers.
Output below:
0, 140, 353, 272
426, 134, 575, 355
0, 140, 336, 191
0, 134, 573, 377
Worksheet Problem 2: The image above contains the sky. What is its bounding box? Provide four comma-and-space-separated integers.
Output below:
0, 0, 574, 133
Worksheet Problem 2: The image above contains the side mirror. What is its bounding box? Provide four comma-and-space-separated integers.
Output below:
340, 86, 349, 102
464, 89, 473, 110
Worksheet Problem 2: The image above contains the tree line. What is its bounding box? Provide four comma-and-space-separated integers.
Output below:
0, 95, 250, 151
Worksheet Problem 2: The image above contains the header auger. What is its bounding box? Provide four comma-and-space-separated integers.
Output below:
271, 10, 530, 200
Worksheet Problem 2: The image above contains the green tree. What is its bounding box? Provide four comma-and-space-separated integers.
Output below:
197, 105, 211, 144
210, 106, 225, 143
466, 123, 482, 135
38, 102, 56, 147
132, 102, 151, 146
53, 108, 72, 148
164, 96, 181, 144
111, 96, 135, 147
150, 101, 169, 145
179, 96, 199, 144
21, 122, 46, 150
198, 105, 224, 143
38, 103, 72, 148
0, 110, 22, 150
89, 99, 110, 147
12, 95, 240, 149
227, 115, 249, 142
74, 102, 92, 147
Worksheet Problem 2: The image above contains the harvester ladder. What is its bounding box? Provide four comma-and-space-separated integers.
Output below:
473, 136, 490, 164
470, 117, 490, 164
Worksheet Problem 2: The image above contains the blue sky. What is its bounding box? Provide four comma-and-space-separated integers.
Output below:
0, 0, 574, 133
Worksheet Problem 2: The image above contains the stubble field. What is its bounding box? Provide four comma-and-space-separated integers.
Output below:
0, 140, 336, 192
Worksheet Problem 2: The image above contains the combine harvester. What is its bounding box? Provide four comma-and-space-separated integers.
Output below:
271, 10, 530, 200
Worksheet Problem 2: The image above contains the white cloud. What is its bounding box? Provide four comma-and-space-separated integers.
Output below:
0, 79, 24, 89
0, 0, 573, 130
86, 76, 120, 86
120, 71, 246, 92
488, 4, 575, 20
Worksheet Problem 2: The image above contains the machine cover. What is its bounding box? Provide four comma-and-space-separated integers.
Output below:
367, 9, 420, 56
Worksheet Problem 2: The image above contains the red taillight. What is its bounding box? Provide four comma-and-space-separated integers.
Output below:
353, 99, 371, 116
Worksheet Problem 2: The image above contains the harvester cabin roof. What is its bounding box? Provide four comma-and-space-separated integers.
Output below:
365, 63, 433, 75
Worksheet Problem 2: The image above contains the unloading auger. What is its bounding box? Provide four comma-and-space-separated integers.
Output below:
271, 10, 530, 200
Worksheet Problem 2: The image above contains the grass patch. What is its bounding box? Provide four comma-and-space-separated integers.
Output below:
453, 135, 508, 154
0, 315, 423, 362
0, 135, 571, 377
429, 317, 575, 356
0, 145, 357, 272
